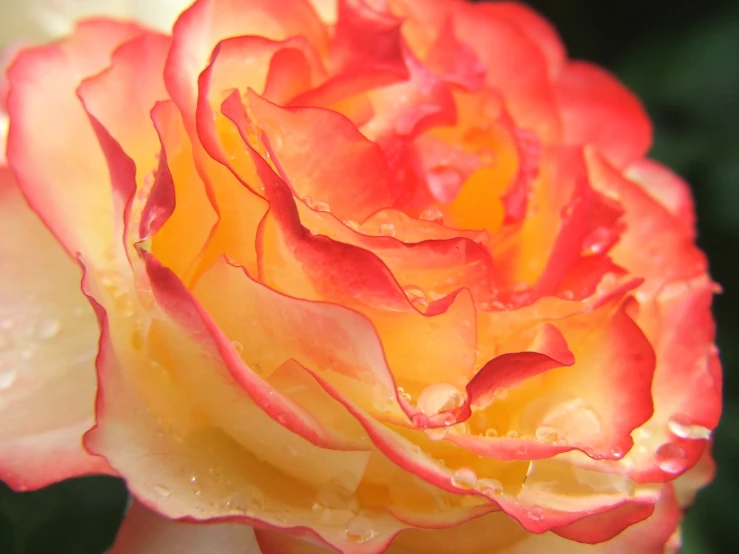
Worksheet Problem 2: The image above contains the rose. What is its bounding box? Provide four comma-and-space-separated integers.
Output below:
0, 0, 721, 552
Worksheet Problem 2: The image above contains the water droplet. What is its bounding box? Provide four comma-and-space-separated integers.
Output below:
451, 467, 478, 489
231, 340, 244, 355
0, 369, 17, 391
668, 418, 712, 440
418, 207, 444, 223
0, 330, 13, 351
378, 223, 396, 237
477, 478, 503, 497
540, 398, 601, 443
527, 505, 544, 521
343, 219, 361, 231
583, 227, 615, 255
611, 446, 624, 459
506, 430, 519, 439
285, 444, 298, 457
535, 425, 557, 443
424, 427, 448, 441
153, 484, 171, 497
345, 515, 375, 543
656, 443, 688, 474
484, 428, 498, 438
302, 196, 314, 208
275, 412, 288, 425
313, 201, 331, 213
403, 285, 425, 300
417, 383, 466, 417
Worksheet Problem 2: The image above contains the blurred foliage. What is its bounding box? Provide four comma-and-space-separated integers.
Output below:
1, 0, 737, 552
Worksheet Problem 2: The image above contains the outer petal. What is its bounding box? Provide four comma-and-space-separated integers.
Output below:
0, 168, 112, 490
554, 63, 652, 168
111, 500, 262, 554
6, 19, 142, 265
624, 158, 696, 237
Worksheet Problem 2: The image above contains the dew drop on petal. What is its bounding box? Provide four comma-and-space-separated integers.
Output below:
417, 383, 466, 417
231, 340, 244, 355
527, 505, 544, 521
418, 207, 444, 223
535, 425, 557, 442
656, 443, 688, 474
345, 515, 375, 543
484, 428, 498, 438
153, 484, 171, 498
477, 478, 503, 497
451, 467, 478, 489
668, 418, 712, 440
0, 369, 17, 391
378, 223, 396, 237
314, 201, 331, 213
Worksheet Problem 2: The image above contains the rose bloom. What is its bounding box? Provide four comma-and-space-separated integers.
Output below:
0, 0, 722, 552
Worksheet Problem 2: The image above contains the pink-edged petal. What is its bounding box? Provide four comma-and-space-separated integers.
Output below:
147, 100, 218, 282
586, 149, 707, 297
189, 255, 406, 424
0, 168, 112, 490
330, 0, 407, 80
77, 31, 172, 251
554, 63, 652, 168
480, 2, 566, 77
6, 19, 142, 264
624, 158, 696, 238
165, 0, 327, 133
110, 500, 262, 554
503, 485, 679, 554
424, 17, 486, 90
83, 261, 399, 554
454, 2, 560, 141
245, 90, 395, 221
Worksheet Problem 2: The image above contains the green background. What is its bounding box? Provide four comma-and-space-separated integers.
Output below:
1, 1, 737, 552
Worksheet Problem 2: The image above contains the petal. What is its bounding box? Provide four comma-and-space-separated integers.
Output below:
624, 158, 696, 238
454, 2, 560, 141
479, 2, 566, 77
110, 500, 262, 554
82, 267, 380, 553
165, 0, 327, 133
77, 31, 172, 251
554, 63, 652, 168
6, 20, 142, 265
0, 168, 112, 490
246, 90, 396, 222
585, 149, 707, 297
502, 485, 679, 554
